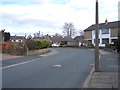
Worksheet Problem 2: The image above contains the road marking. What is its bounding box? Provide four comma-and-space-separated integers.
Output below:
1, 57, 42, 70
53, 64, 62, 67
40, 55, 46, 57
90, 64, 94, 66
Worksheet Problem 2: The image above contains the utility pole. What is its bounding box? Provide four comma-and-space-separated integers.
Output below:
95, 0, 99, 72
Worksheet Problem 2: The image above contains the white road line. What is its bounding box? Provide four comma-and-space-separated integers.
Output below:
1, 50, 58, 70
1, 57, 42, 70
53, 64, 62, 67
99, 53, 101, 60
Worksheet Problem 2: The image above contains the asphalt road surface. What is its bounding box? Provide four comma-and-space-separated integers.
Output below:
2, 48, 94, 88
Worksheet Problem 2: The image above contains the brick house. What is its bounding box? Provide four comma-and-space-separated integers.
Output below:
84, 21, 120, 47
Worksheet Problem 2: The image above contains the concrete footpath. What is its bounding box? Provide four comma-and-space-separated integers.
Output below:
83, 49, 119, 89
1, 48, 59, 61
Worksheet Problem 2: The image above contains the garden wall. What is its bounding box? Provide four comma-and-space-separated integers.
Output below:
26, 49, 49, 56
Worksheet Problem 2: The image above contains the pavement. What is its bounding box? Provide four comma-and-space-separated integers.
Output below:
83, 49, 119, 89
1, 53, 22, 60
1, 48, 59, 61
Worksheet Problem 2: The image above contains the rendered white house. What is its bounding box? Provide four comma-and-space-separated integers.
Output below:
84, 20, 120, 47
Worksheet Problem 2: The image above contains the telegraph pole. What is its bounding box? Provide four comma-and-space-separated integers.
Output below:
95, 0, 99, 72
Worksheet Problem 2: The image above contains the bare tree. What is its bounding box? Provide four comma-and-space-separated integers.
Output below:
79, 30, 84, 36
63, 23, 76, 37
34, 31, 41, 38
54, 33, 61, 36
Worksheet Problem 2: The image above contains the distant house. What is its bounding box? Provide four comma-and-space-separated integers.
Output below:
74, 36, 84, 46
61, 36, 78, 46
10, 35, 26, 42
43, 34, 78, 47
84, 20, 120, 47
49, 36, 63, 47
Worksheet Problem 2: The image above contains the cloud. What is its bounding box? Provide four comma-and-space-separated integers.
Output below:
0, 0, 119, 36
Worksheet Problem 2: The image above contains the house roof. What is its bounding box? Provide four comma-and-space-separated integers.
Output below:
62, 36, 75, 42
49, 36, 63, 42
74, 36, 84, 42
11, 35, 26, 40
84, 21, 120, 31
48, 36, 75, 42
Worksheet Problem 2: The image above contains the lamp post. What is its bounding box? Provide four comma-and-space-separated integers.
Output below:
95, 0, 99, 72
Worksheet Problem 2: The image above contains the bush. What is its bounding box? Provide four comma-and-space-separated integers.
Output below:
33, 39, 50, 49
25, 39, 38, 50
10, 44, 27, 55
2, 41, 20, 53
26, 39, 50, 50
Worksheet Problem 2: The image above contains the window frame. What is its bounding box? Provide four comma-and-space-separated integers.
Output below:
101, 28, 109, 34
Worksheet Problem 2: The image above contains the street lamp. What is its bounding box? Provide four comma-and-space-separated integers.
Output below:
95, 0, 99, 72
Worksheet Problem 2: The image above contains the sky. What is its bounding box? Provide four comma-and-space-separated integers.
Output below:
0, 0, 119, 37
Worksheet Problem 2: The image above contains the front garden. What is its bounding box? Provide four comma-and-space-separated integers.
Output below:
1, 39, 51, 56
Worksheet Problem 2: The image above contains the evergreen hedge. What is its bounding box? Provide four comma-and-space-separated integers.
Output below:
26, 39, 50, 50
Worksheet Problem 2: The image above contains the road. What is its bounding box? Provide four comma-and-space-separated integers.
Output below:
2, 48, 94, 88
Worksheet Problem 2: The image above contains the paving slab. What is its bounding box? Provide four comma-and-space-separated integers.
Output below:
89, 82, 112, 88
87, 72, 118, 88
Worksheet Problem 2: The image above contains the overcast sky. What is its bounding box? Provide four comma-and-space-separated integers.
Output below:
0, 0, 119, 36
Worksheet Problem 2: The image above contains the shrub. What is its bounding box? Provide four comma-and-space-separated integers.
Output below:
2, 41, 20, 53
25, 39, 38, 50
10, 44, 27, 55
33, 39, 50, 49
26, 39, 50, 50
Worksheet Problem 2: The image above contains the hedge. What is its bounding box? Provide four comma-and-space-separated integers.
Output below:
26, 39, 50, 50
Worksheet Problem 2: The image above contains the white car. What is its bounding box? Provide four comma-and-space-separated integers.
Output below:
51, 43, 60, 47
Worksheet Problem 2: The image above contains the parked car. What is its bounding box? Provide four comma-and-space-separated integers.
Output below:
51, 43, 60, 47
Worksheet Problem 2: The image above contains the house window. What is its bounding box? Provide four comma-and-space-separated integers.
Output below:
13, 40, 16, 42
102, 38, 109, 44
19, 40, 22, 42
102, 29, 109, 34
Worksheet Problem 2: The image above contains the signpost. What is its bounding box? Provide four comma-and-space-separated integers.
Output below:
95, 0, 99, 72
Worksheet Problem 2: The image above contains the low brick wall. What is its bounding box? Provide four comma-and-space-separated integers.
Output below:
26, 49, 49, 56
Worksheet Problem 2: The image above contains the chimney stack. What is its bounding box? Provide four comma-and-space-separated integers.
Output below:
105, 19, 108, 25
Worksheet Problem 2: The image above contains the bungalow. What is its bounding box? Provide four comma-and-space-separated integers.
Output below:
49, 36, 63, 47
44, 34, 78, 47
84, 20, 120, 47
61, 36, 78, 46
10, 35, 26, 42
